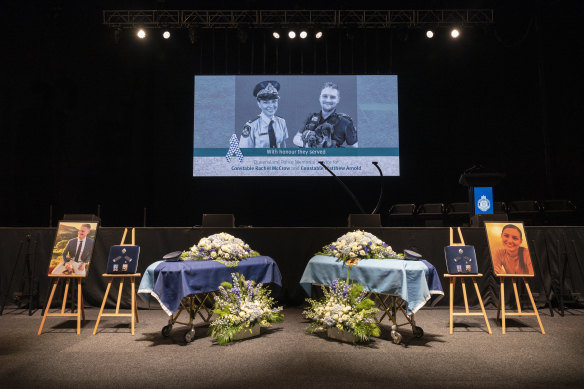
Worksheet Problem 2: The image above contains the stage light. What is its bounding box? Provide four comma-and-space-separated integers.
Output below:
162, 31, 171, 39
114, 28, 121, 44
273, 31, 280, 39
137, 29, 146, 39
299, 30, 308, 39
237, 28, 249, 43
426, 30, 434, 38
451, 28, 460, 38
288, 30, 296, 39
188, 26, 198, 44
315, 31, 323, 39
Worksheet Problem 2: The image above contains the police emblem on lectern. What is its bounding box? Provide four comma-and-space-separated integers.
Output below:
477, 195, 491, 213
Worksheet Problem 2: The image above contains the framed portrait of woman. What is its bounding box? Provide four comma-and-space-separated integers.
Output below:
485, 222, 534, 276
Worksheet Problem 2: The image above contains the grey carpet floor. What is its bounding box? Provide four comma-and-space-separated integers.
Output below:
1, 305, 583, 388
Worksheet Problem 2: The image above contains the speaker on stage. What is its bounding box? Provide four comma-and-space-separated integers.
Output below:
348, 214, 381, 228
202, 214, 235, 228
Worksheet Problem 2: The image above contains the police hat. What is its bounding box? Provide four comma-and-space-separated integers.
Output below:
253, 81, 280, 100
163, 251, 183, 262
404, 249, 423, 261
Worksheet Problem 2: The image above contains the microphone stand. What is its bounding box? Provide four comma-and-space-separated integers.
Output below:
371, 161, 384, 214
318, 161, 365, 213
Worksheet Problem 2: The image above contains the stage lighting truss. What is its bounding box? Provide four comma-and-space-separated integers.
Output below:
103, 9, 494, 31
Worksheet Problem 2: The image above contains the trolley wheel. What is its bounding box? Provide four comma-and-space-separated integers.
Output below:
184, 328, 195, 343
391, 330, 402, 344
161, 325, 172, 337
413, 326, 424, 338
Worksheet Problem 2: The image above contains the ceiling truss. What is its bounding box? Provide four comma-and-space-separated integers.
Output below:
103, 9, 494, 29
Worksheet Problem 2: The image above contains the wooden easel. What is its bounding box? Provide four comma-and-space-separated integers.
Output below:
93, 228, 140, 335
445, 274, 491, 334
445, 228, 491, 334
38, 275, 86, 335
497, 274, 545, 334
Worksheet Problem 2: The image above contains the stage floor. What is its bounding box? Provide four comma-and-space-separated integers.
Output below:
1, 305, 583, 388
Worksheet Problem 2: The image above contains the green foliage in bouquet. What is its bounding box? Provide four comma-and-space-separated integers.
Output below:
210, 273, 283, 345
180, 233, 259, 267
318, 230, 403, 264
303, 279, 380, 343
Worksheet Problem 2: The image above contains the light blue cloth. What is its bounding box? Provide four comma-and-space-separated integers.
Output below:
299, 255, 443, 315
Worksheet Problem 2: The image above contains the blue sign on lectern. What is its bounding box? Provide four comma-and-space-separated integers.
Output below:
474, 187, 494, 215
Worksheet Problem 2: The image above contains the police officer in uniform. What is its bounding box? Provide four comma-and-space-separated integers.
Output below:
293, 82, 358, 148
239, 81, 288, 148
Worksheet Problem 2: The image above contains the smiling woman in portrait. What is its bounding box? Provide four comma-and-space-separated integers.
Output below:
492, 224, 534, 275
238, 80, 288, 148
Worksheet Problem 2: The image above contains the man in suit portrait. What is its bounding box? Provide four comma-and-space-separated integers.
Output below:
51, 223, 95, 276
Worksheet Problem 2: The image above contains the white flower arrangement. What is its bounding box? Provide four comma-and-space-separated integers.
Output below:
210, 273, 283, 345
319, 230, 403, 264
180, 233, 259, 267
303, 279, 380, 342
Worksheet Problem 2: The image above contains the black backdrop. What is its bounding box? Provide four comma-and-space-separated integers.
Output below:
1, 226, 583, 311
1, 1, 583, 228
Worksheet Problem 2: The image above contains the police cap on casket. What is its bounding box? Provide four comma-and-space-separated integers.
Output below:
253, 80, 280, 100
163, 251, 183, 262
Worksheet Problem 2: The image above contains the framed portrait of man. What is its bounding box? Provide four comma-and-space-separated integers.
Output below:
485, 222, 534, 276
48, 221, 99, 277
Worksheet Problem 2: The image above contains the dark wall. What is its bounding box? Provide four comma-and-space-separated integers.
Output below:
1, 1, 582, 227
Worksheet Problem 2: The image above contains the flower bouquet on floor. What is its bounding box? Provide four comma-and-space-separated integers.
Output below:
303, 279, 380, 343
181, 232, 259, 267
319, 230, 403, 265
210, 273, 284, 345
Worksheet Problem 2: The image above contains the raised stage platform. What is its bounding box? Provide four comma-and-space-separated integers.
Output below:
1, 227, 583, 311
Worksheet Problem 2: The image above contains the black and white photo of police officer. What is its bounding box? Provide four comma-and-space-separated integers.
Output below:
239, 81, 288, 148
293, 82, 358, 148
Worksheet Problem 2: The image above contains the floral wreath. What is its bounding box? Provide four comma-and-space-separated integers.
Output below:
319, 230, 403, 265
180, 233, 259, 267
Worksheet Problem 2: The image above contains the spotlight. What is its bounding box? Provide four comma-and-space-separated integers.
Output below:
162, 30, 171, 39
299, 30, 308, 39
315, 31, 323, 39
288, 30, 296, 39
451, 28, 460, 38
137, 29, 146, 39
273, 31, 280, 39
426, 30, 434, 38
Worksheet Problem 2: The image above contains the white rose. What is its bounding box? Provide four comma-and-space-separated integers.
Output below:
359, 250, 366, 256
210, 252, 217, 258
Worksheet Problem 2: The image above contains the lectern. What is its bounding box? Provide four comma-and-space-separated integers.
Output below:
459, 170, 507, 227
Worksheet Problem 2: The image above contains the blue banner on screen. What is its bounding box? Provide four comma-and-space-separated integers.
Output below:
474, 187, 494, 214
193, 75, 400, 177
